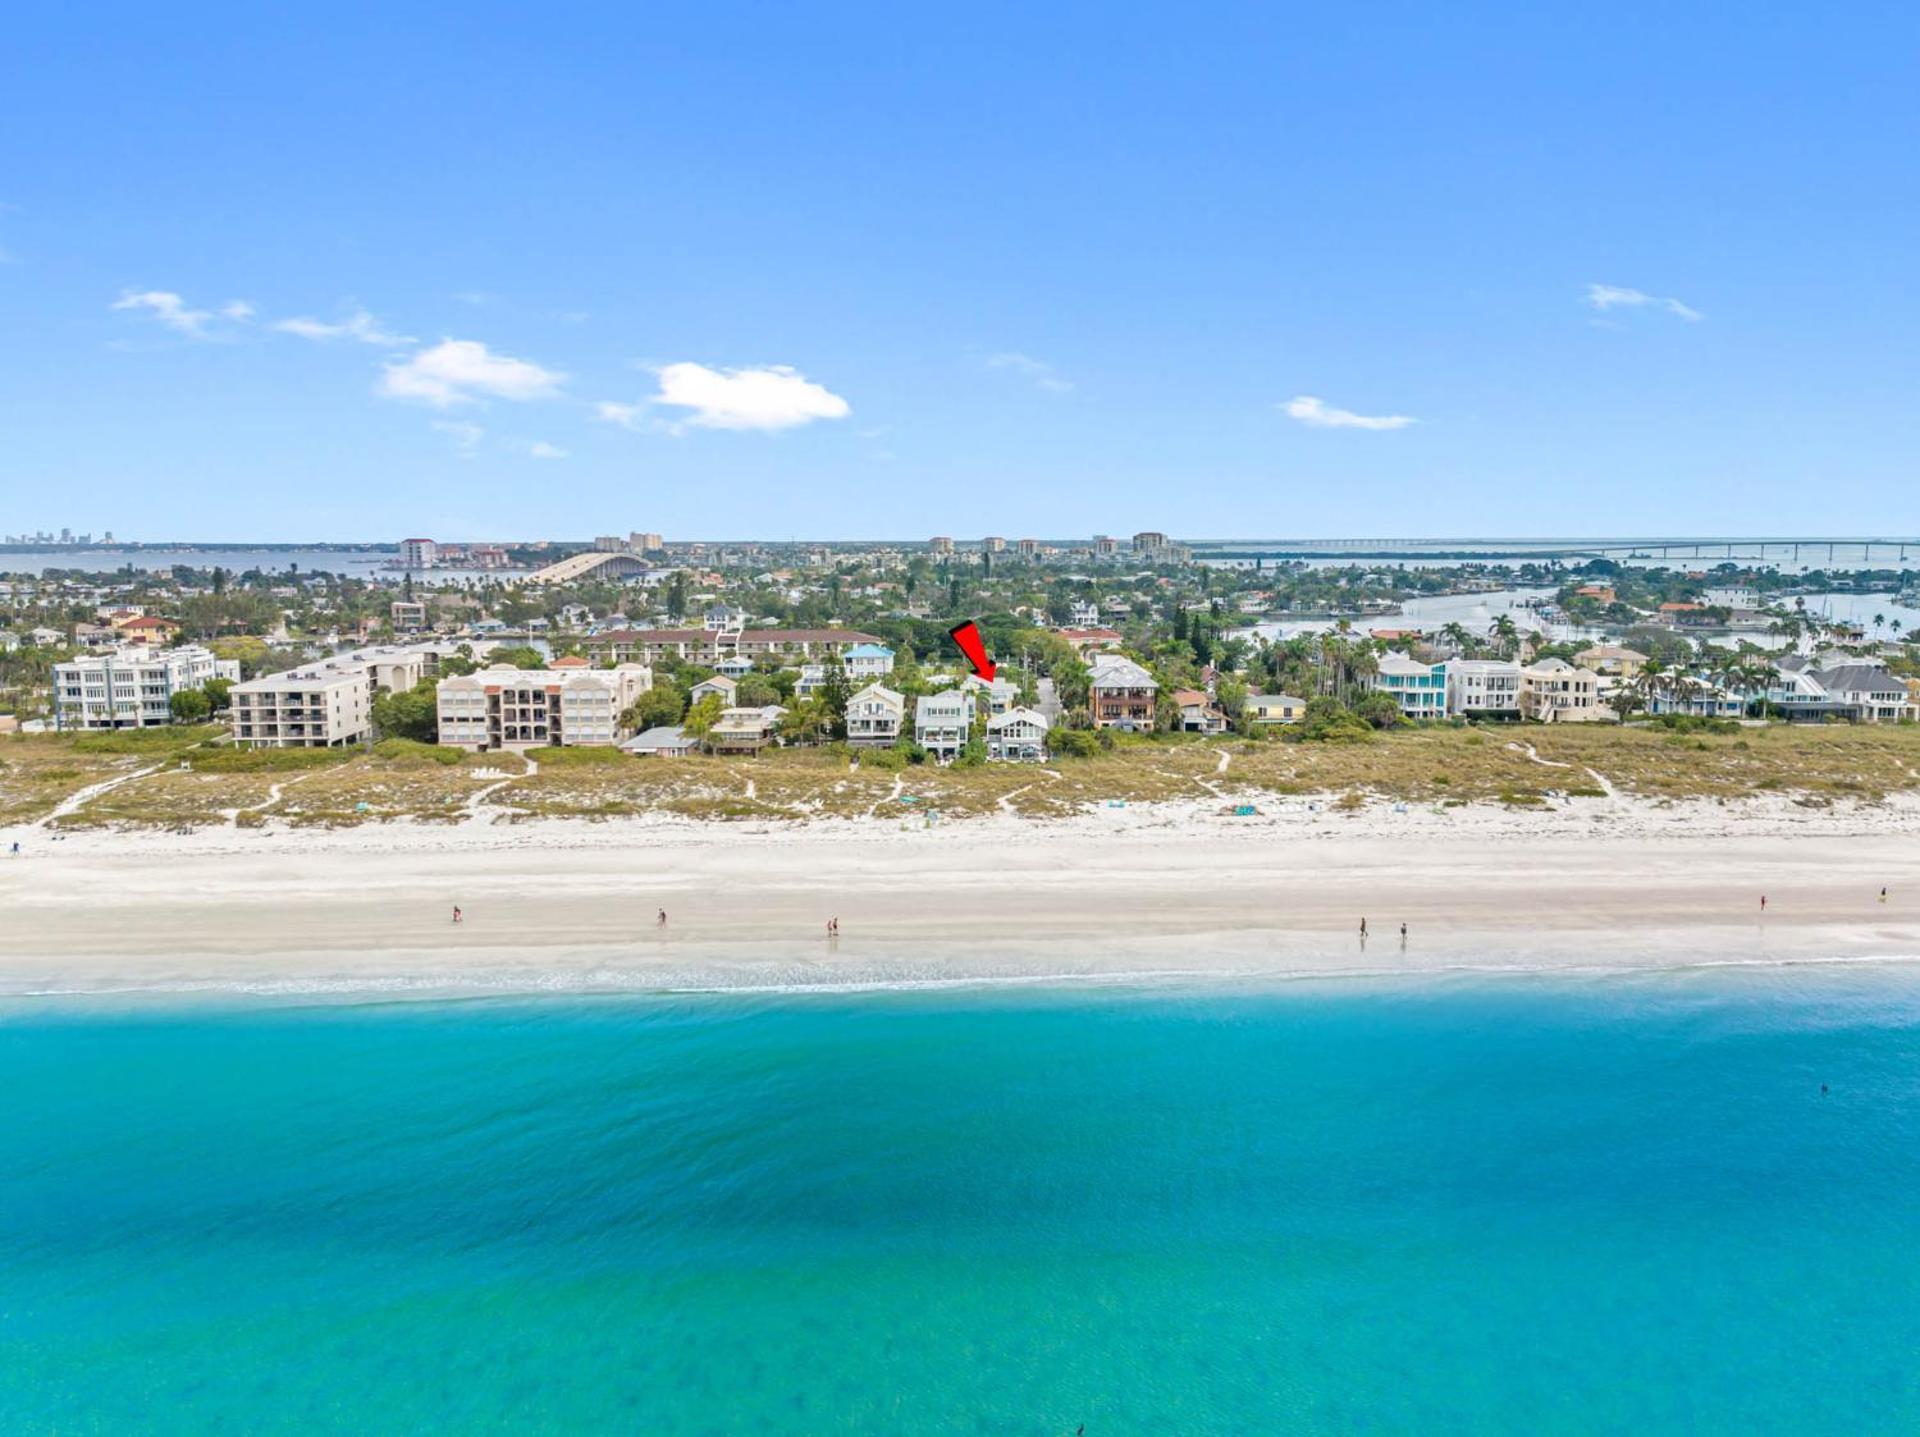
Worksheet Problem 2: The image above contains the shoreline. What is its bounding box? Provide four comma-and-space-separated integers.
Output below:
5, 795, 1917, 996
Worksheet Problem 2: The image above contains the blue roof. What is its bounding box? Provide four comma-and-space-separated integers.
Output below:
846, 643, 894, 658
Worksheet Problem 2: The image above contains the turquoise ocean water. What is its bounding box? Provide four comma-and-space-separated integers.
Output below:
6, 968, 1920, 1434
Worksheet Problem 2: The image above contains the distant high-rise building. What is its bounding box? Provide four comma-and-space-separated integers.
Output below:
399, 538, 438, 569
1016, 538, 1038, 559
1093, 535, 1119, 558
1133, 531, 1170, 559
593, 535, 627, 552
982, 536, 1007, 553
630, 532, 665, 554
929, 536, 955, 556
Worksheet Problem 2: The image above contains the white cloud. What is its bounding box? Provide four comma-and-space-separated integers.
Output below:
595, 401, 646, 430
380, 338, 565, 406
1281, 395, 1417, 431
1584, 283, 1702, 323
986, 351, 1073, 392
525, 440, 569, 459
276, 308, 413, 346
111, 289, 215, 336
636, 361, 851, 432
431, 419, 485, 456
222, 300, 256, 321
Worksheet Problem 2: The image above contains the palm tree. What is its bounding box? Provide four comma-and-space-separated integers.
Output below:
1441, 621, 1475, 658
1488, 614, 1519, 660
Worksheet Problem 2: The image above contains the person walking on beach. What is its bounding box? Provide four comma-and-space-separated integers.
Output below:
1760, 894, 1767, 912
1881, 887, 1889, 904
452, 905, 463, 924
657, 908, 667, 928
1359, 917, 1368, 939
1399, 922, 1408, 945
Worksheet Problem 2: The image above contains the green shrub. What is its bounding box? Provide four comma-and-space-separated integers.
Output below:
71, 725, 220, 754
187, 747, 354, 774
372, 738, 464, 766
533, 745, 629, 767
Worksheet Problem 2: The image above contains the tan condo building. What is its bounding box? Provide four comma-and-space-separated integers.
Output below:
436, 663, 652, 751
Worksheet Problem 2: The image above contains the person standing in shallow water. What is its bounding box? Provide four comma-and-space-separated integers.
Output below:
1359, 917, 1368, 939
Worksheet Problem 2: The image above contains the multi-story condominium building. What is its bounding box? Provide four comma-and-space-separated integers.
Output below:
435, 663, 653, 751
1016, 538, 1039, 559
1519, 658, 1606, 722
1132, 531, 1183, 562
630, 532, 664, 554
585, 627, 881, 666
986, 707, 1050, 762
915, 690, 976, 761
708, 705, 785, 755
54, 646, 238, 731
1369, 653, 1448, 719
230, 663, 374, 748
399, 538, 438, 569
1444, 660, 1523, 718
390, 600, 428, 632
469, 545, 510, 569
845, 683, 905, 747
982, 536, 1007, 553
1246, 693, 1307, 726
1093, 535, 1119, 559
844, 643, 895, 681
1088, 654, 1157, 731
929, 536, 955, 556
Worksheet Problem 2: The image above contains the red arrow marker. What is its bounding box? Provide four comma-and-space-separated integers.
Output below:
948, 620, 996, 681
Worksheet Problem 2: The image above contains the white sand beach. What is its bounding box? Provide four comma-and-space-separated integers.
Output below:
5, 794, 1918, 995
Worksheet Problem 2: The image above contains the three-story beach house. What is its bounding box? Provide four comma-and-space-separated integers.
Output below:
845, 683, 905, 747
1088, 655, 1157, 731
915, 689, 976, 761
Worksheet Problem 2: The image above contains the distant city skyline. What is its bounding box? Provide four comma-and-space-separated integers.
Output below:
4, 5, 1918, 539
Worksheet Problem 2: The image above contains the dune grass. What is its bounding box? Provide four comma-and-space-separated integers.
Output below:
9, 720, 1920, 828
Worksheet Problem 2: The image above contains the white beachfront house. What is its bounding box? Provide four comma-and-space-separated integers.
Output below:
845, 682, 905, 747
1368, 653, 1447, 720
986, 706, 1050, 762
915, 689, 976, 762
843, 643, 896, 681
1444, 659, 1523, 719
688, 674, 738, 706
435, 663, 652, 751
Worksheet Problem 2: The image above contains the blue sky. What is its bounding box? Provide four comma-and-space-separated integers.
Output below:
4, 3, 1918, 542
